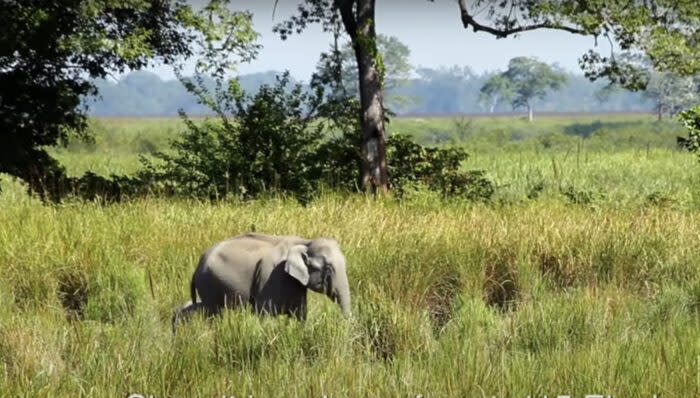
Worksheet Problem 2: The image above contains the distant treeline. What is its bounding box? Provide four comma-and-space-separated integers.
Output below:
87, 68, 652, 117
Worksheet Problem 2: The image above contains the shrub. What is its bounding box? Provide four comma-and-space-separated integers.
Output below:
561, 185, 605, 205
386, 133, 494, 200
143, 74, 494, 202
676, 105, 700, 153
150, 73, 324, 201
315, 129, 363, 192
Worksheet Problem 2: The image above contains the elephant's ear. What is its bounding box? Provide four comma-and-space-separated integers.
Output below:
284, 244, 309, 285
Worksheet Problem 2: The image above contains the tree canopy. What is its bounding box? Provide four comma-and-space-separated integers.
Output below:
644, 72, 700, 120
481, 57, 568, 121
479, 74, 513, 114
0, 0, 257, 200
456, 0, 700, 88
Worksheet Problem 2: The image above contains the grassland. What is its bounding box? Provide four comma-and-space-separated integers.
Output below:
0, 114, 698, 397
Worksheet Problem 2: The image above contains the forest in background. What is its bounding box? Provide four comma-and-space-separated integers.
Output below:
87, 68, 651, 117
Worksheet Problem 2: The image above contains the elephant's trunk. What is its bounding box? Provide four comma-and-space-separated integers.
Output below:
333, 273, 351, 318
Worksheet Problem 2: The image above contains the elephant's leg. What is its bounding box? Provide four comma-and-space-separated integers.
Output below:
289, 299, 307, 321
291, 307, 306, 321
171, 301, 207, 333
195, 274, 248, 316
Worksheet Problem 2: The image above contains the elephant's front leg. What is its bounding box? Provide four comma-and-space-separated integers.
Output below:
289, 294, 307, 321
251, 293, 307, 320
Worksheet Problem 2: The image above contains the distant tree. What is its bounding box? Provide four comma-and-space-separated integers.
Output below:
0, 0, 258, 201
595, 53, 699, 120
482, 57, 567, 121
479, 74, 512, 113
339, 34, 414, 109
644, 72, 699, 120
412, 65, 478, 114
593, 84, 622, 105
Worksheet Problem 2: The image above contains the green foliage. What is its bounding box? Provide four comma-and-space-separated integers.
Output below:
677, 106, 700, 153
386, 133, 494, 201
481, 57, 568, 120
315, 129, 363, 192
146, 75, 493, 202
339, 34, 415, 108
0, 0, 258, 202
458, 1, 700, 88
561, 185, 606, 206
151, 73, 323, 201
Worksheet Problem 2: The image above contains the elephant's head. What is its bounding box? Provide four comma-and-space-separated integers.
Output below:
284, 238, 351, 317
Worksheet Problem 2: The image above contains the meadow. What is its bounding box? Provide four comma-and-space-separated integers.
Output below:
0, 113, 698, 397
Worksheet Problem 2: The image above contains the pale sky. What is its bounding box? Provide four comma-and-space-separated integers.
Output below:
147, 0, 610, 81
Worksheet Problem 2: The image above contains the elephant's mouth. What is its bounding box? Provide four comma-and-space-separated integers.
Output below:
322, 265, 335, 297
329, 289, 339, 302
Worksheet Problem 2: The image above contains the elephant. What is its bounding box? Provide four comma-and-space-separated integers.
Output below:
172, 232, 351, 331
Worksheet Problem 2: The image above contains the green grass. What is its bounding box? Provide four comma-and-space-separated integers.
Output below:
1, 114, 698, 396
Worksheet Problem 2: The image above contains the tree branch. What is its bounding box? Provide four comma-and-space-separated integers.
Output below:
334, 0, 357, 40
457, 0, 587, 38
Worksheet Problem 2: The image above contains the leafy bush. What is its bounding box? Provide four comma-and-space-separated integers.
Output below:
676, 105, 700, 153
315, 129, 363, 191
386, 133, 494, 200
561, 185, 605, 205
149, 73, 323, 201
140, 73, 494, 203
17, 73, 495, 204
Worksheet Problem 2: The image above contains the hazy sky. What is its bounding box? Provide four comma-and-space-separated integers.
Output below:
148, 0, 610, 81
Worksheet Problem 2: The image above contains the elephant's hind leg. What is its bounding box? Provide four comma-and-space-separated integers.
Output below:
171, 300, 207, 333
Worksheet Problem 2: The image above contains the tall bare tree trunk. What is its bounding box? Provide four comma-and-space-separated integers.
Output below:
338, 0, 388, 195
528, 104, 534, 122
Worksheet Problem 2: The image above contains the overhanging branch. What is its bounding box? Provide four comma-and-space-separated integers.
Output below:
457, 0, 586, 38
335, 0, 357, 40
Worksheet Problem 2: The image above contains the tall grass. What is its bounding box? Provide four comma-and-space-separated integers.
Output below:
0, 114, 697, 396
0, 195, 697, 396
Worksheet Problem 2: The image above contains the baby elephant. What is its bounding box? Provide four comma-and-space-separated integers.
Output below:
172, 233, 351, 331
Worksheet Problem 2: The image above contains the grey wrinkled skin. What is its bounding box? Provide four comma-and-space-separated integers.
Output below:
172, 233, 351, 332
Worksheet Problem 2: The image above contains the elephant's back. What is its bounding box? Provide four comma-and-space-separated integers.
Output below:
195, 238, 272, 306
230, 232, 310, 246
203, 238, 271, 272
